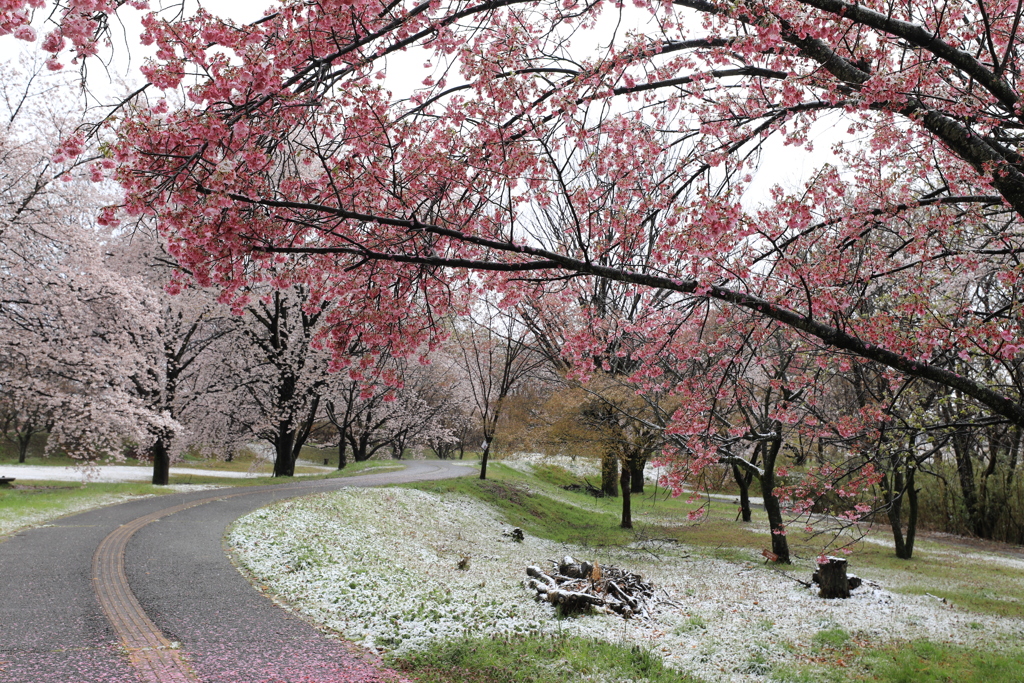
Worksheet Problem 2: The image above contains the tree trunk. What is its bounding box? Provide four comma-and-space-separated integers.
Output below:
629, 458, 645, 494
273, 428, 296, 477
904, 466, 918, 559
732, 463, 753, 522
761, 483, 791, 564
601, 451, 619, 497
337, 436, 347, 470
882, 468, 911, 559
17, 433, 30, 464
619, 465, 632, 529
151, 432, 170, 486
759, 433, 790, 564
351, 433, 370, 462
480, 441, 490, 480
952, 430, 985, 537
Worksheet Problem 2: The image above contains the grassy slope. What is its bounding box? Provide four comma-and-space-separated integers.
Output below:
0, 447, 407, 537
406, 463, 1024, 616
396, 462, 1024, 683
0, 481, 179, 537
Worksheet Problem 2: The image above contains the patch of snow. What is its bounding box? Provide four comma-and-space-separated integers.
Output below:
228, 488, 1024, 682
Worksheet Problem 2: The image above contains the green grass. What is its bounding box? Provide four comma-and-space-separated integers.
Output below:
0, 480, 172, 510
813, 628, 852, 650
833, 541, 1024, 619
404, 464, 637, 547
389, 633, 704, 683
856, 640, 1024, 682
0, 456, 409, 536
159, 461, 407, 486
405, 463, 766, 555
773, 639, 1024, 683
392, 617, 1019, 683
0, 480, 179, 536
330, 460, 408, 477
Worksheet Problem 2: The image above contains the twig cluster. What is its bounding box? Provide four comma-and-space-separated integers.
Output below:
525, 555, 657, 619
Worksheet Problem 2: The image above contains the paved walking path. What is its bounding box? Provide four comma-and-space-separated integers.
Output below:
0, 461, 472, 683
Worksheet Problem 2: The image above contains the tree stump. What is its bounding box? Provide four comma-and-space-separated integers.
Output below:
0, 477, 15, 486
816, 556, 851, 599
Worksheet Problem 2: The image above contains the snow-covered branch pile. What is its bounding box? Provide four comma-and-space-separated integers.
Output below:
526, 555, 657, 619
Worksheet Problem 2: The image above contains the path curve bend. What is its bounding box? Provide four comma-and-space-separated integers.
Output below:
0, 460, 471, 683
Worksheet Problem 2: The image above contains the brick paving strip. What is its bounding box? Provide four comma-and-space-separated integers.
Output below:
92, 492, 245, 682
92, 487, 307, 683
81, 462, 469, 683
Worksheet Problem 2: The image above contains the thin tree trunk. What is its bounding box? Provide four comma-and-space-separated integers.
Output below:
17, 434, 30, 464
884, 470, 910, 559
732, 463, 753, 522
952, 430, 985, 536
619, 464, 632, 529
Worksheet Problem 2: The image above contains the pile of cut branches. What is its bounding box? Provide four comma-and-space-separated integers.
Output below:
525, 555, 656, 619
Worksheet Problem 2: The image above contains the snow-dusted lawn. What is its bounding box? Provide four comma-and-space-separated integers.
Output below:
228, 487, 1024, 682
0, 483, 226, 537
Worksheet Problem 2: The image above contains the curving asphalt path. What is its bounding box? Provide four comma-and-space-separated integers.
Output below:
0, 460, 472, 683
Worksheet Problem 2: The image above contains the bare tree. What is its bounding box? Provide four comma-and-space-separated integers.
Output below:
452, 301, 544, 479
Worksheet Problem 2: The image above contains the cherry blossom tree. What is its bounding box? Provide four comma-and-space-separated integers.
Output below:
324, 352, 464, 465
0, 58, 170, 463
410, 349, 476, 459
11, 0, 1024, 515
106, 226, 237, 483
232, 284, 331, 477
653, 316, 829, 563
831, 368, 943, 560
0, 368, 52, 462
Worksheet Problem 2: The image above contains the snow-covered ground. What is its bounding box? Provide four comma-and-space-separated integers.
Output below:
227, 486, 1024, 682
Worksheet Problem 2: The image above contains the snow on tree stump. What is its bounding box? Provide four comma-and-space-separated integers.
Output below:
815, 556, 851, 599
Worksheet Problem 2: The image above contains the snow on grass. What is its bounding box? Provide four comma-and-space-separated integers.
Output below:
228, 488, 1024, 682
500, 452, 600, 479
0, 490, 149, 536
500, 451, 667, 486
0, 483, 227, 537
